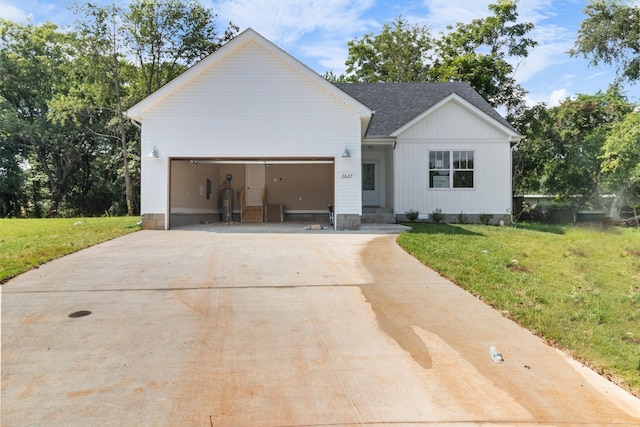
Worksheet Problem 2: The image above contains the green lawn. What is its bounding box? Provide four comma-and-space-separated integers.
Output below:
0, 217, 141, 283
398, 223, 640, 396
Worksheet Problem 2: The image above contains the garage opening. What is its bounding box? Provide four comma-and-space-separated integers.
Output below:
169, 158, 335, 228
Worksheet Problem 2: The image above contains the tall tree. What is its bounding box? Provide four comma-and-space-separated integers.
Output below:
429, 0, 536, 117
340, 1, 535, 116
571, 0, 640, 85
0, 20, 95, 217
344, 17, 432, 83
124, 0, 238, 97
71, 3, 136, 216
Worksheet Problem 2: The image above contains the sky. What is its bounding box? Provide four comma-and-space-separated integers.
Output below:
1, 0, 639, 107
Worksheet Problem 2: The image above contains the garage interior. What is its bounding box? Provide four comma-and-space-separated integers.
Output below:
169, 159, 335, 228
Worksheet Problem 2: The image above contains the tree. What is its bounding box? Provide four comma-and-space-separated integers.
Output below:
511, 103, 557, 196
71, 2, 137, 216
514, 89, 634, 207
0, 99, 27, 216
428, 0, 536, 117
340, 1, 536, 116
600, 111, 640, 220
124, 0, 238, 97
0, 20, 96, 217
571, 0, 640, 85
344, 17, 432, 83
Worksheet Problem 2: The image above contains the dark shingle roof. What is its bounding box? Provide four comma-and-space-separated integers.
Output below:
333, 82, 516, 137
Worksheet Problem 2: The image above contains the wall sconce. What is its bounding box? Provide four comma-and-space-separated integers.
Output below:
341, 147, 351, 158
148, 146, 159, 158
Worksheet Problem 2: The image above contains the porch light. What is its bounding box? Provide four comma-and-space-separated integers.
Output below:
341, 147, 351, 158
148, 146, 159, 158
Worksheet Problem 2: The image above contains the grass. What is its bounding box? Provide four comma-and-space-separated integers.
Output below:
0, 217, 141, 283
397, 223, 640, 396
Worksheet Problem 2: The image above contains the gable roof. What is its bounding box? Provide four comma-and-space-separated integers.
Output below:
333, 82, 518, 138
126, 28, 371, 122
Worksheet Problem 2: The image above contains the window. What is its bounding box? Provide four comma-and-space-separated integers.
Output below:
429, 150, 474, 188
362, 163, 375, 191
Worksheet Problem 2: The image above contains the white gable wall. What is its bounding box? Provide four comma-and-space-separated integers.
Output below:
394, 100, 513, 219
139, 40, 364, 227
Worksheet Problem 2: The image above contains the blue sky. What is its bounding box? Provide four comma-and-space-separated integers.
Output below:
2, 0, 639, 107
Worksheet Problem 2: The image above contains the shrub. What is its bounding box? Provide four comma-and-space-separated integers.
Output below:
457, 211, 468, 224
479, 213, 493, 225
431, 208, 444, 224
405, 209, 419, 222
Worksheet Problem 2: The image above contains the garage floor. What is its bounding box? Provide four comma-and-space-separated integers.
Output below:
2, 227, 640, 426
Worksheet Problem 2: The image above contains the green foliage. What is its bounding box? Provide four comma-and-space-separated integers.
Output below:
0, 217, 140, 282
571, 0, 640, 85
514, 88, 635, 207
431, 208, 444, 224
340, 1, 536, 115
398, 224, 640, 394
428, 0, 536, 116
0, 2, 237, 219
600, 111, 640, 209
405, 209, 419, 222
125, 0, 238, 97
457, 211, 468, 224
345, 17, 432, 83
479, 213, 493, 225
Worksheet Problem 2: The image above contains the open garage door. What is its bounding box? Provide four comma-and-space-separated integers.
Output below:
169, 158, 335, 228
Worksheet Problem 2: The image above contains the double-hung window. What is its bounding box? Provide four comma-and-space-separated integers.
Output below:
429, 150, 474, 189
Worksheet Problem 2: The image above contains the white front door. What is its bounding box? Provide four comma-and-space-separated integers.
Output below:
246, 164, 265, 206
362, 161, 379, 206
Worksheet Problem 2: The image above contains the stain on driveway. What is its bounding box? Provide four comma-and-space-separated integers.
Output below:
2, 228, 640, 426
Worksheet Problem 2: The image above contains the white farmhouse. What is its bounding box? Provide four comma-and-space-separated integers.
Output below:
127, 28, 522, 230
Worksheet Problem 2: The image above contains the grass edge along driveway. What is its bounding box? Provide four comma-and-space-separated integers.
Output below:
397, 223, 640, 397
0, 217, 141, 284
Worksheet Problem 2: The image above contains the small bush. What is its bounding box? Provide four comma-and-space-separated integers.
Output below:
479, 213, 493, 225
431, 208, 444, 224
405, 209, 419, 222
457, 211, 468, 224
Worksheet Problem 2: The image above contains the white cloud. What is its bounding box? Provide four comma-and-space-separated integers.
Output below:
211, 0, 376, 46
548, 88, 570, 106
0, 1, 30, 21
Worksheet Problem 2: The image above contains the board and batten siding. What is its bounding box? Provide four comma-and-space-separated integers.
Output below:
393, 99, 512, 217
140, 39, 364, 221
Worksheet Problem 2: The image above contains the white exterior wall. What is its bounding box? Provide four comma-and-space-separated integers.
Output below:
139, 40, 363, 226
393, 100, 512, 217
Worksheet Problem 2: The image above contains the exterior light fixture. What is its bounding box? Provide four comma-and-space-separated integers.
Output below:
341, 147, 351, 158
148, 146, 159, 158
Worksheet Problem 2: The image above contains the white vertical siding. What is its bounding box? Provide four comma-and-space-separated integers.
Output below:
400, 101, 507, 140
140, 40, 364, 220
394, 100, 513, 217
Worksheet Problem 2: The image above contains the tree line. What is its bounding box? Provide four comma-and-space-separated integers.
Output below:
1, 0, 638, 219
0, 0, 238, 217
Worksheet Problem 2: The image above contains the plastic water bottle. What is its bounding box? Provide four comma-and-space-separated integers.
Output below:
490, 346, 504, 363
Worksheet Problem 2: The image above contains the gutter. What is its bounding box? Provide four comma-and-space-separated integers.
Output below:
130, 118, 142, 130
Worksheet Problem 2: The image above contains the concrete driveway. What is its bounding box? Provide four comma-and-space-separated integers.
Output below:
2, 225, 640, 426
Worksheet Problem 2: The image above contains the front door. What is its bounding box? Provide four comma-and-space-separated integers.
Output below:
246, 164, 265, 206
362, 161, 379, 206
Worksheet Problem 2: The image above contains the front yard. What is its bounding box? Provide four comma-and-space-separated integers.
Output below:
398, 223, 640, 396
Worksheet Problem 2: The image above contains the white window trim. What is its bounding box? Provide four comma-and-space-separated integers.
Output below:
428, 150, 475, 189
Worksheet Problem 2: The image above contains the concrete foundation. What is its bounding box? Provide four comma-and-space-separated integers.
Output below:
141, 213, 166, 230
